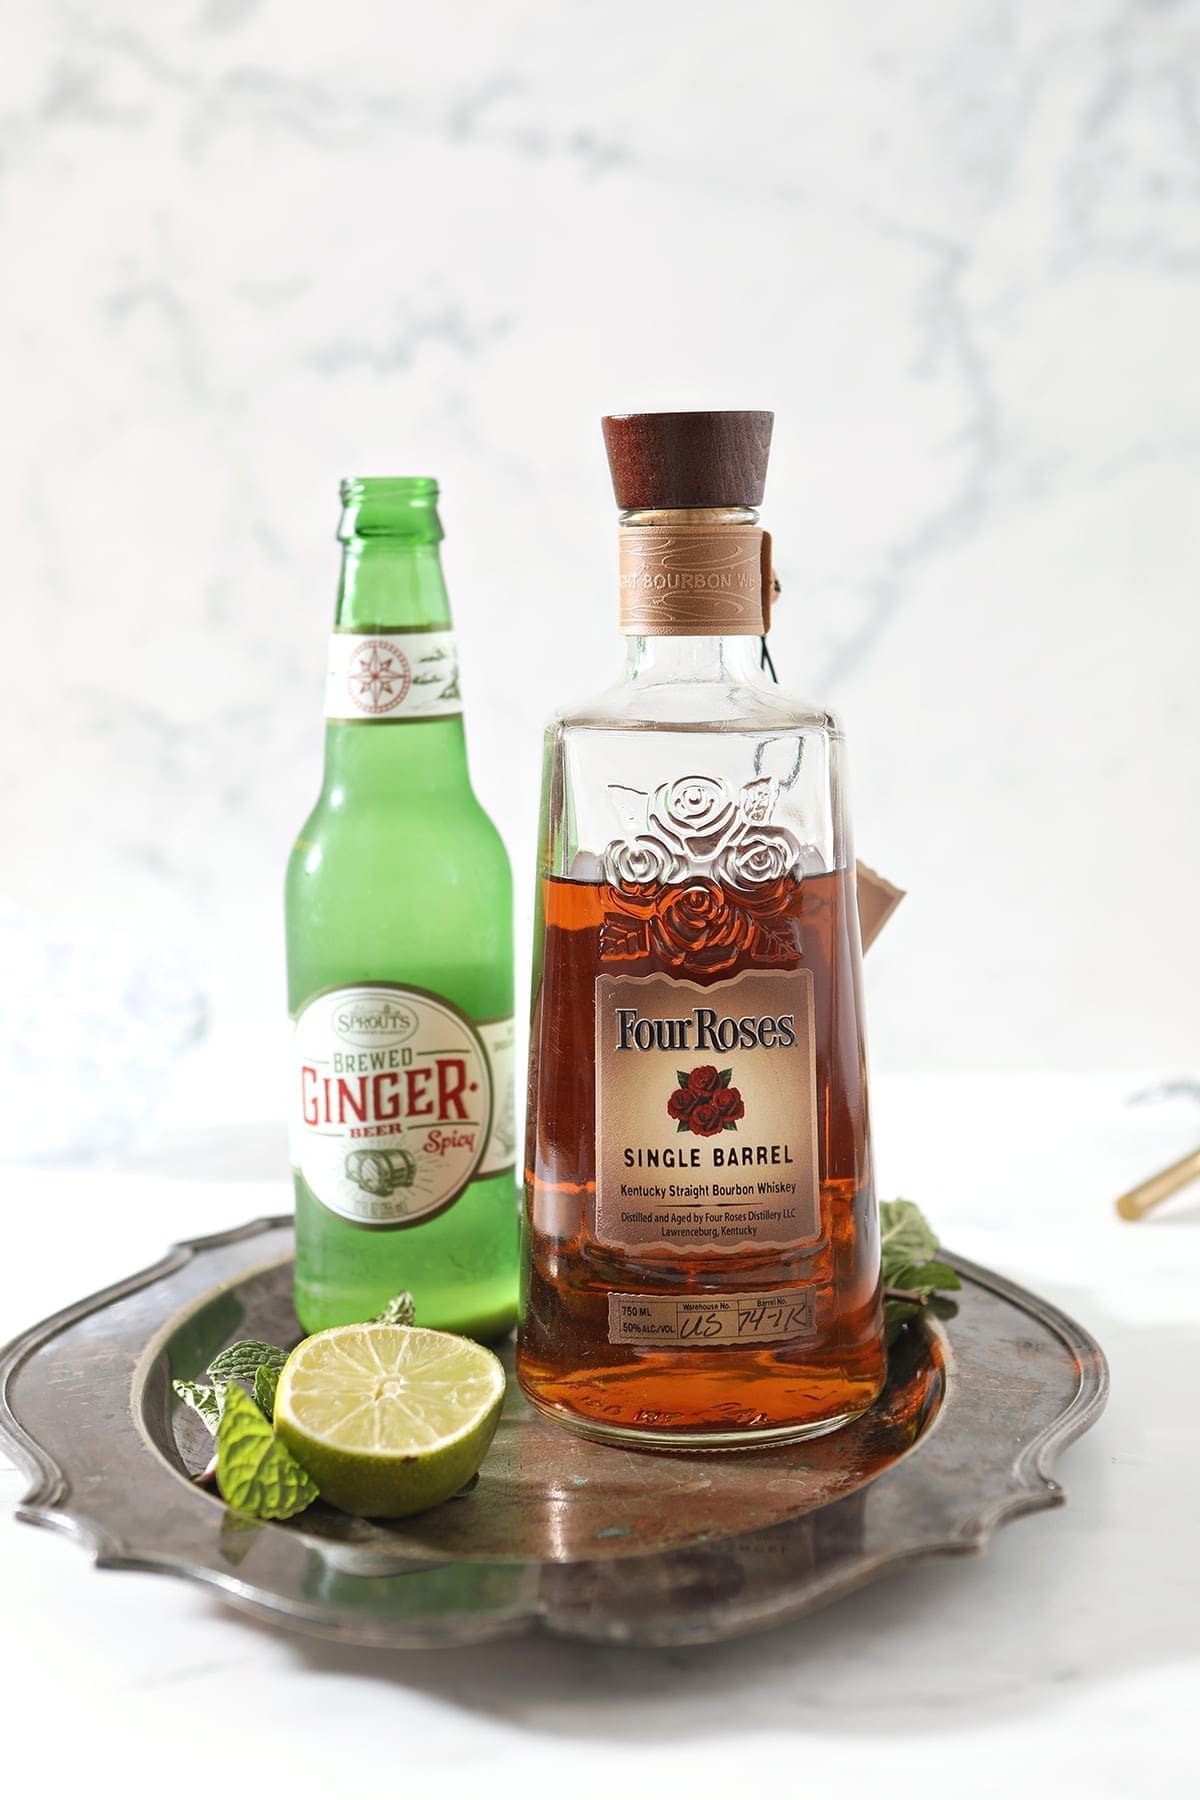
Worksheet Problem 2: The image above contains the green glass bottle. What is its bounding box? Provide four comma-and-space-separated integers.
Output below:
287, 477, 518, 1338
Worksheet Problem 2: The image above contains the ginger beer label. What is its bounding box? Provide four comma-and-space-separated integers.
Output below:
593, 968, 820, 1256
324, 631, 462, 721
292, 984, 514, 1227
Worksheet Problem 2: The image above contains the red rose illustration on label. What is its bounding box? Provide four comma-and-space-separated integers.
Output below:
667, 1064, 746, 1137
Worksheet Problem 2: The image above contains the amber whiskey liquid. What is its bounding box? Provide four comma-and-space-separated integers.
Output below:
519, 866, 885, 1446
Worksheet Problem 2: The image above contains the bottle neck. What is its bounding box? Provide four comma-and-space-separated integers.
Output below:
622, 634, 769, 686
334, 537, 452, 633
323, 486, 467, 792
617, 504, 773, 689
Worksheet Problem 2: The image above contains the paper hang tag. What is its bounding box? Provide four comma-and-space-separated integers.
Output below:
856, 861, 905, 952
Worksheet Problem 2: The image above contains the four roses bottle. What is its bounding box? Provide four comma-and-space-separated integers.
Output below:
518, 412, 887, 1447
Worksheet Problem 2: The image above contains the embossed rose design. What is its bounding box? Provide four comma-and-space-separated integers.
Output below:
719, 826, 801, 891
598, 773, 809, 972
729, 873, 795, 920
648, 776, 743, 863
668, 1066, 746, 1136
603, 833, 686, 891
652, 880, 750, 972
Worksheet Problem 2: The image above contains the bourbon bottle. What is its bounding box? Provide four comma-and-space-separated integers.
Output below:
518, 412, 886, 1448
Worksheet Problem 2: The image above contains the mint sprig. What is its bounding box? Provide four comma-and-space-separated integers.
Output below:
371, 1290, 416, 1326
880, 1198, 961, 1344
172, 1378, 226, 1434
216, 1383, 319, 1520
174, 1291, 418, 1505
254, 1362, 280, 1419
207, 1340, 289, 1383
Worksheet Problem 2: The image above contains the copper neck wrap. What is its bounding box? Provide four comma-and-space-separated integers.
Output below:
618, 509, 773, 637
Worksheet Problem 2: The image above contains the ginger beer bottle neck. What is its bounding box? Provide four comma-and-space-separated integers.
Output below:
323, 478, 469, 792
335, 538, 453, 633
334, 475, 452, 631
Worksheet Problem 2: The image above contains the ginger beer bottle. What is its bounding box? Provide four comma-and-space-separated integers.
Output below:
287, 477, 518, 1337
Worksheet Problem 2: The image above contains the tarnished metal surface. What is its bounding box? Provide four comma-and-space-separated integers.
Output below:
0, 1217, 1107, 1647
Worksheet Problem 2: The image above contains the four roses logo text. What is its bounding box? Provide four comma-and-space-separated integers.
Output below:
667, 1065, 746, 1137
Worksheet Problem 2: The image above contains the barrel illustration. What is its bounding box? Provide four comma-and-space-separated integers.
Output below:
344, 1148, 417, 1198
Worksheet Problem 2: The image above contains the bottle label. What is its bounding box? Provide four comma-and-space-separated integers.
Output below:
291, 984, 514, 1228
607, 1288, 816, 1345
618, 523, 769, 637
593, 967, 820, 1256
324, 631, 462, 721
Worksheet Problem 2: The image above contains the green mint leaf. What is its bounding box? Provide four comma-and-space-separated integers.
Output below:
254, 1362, 280, 1419
370, 1291, 416, 1327
907, 1259, 962, 1295
215, 1383, 319, 1520
879, 1199, 940, 1286
884, 1298, 923, 1345
879, 1199, 960, 1343
886, 1258, 963, 1300
886, 1261, 931, 1295
892, 1260, 964, 1303
173, 1378, 226, 1435
208, 1339, 289, 1382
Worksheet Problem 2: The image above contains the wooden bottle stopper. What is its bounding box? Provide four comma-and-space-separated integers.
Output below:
602, 411, 774, 510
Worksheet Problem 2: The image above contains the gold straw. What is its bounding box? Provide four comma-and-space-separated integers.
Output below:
1115, 1144, 1200, 1220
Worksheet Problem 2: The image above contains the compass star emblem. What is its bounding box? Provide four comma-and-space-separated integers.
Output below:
346, 639, 412, 715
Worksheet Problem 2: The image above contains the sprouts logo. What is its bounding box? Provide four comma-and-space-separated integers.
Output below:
332, 996, 419, 1049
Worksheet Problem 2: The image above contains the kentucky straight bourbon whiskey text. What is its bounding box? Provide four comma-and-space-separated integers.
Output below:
518, 412, 886, 1448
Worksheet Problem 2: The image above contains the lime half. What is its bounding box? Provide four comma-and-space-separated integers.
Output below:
274, 1324, 505, 1518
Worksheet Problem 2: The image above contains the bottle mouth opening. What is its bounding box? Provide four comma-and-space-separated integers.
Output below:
338, 477, 443, 542
340, 476, 439, 504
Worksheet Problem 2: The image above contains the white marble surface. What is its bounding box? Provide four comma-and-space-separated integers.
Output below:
0, 1069, 1197, 1793
0, 1, 1197, 1148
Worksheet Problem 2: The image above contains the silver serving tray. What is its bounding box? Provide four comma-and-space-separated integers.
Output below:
0, 1217, 1107, 1648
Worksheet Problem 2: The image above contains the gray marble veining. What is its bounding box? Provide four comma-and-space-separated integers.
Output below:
0, 1, 1196, 1148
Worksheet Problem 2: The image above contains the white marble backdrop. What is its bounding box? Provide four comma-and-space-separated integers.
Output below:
1, 0, 1197, 1144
